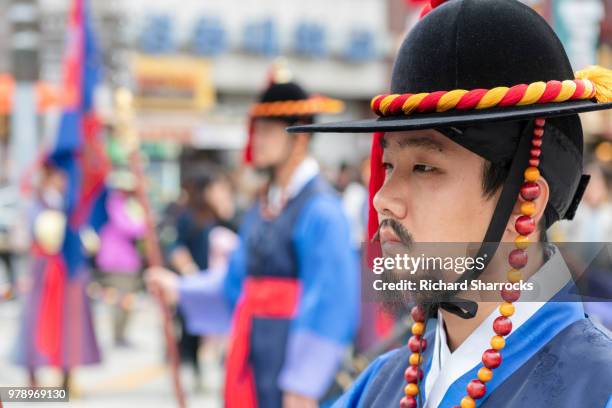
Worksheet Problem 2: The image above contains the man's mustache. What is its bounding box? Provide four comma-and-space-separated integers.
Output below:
372, 218, 414, 248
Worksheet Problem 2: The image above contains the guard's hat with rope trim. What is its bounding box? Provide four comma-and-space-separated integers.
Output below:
289, 0, 612, 134
243, 63, 344, 163
289, 0, 612, 324
289, 0, 612, 241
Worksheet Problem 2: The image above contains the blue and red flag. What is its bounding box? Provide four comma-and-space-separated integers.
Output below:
48, 0, 110, 278
37, 0, 109, 364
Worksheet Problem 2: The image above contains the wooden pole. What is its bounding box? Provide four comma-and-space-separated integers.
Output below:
114, 88, 186, 408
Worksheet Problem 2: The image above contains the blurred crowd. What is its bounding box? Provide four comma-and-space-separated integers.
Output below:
1, 137, 611, 393
0, 0, 610, 406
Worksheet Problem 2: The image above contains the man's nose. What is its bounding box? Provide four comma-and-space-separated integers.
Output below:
373, 175, 408, 221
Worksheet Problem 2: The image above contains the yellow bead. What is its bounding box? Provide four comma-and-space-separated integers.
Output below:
478, 367, 493, 382
409, 353, 422, 366
515, 235, 529, 249
461, 396, 476, 408
524, 166, 540, 182
499, 301, 515, 317
405, 383, 419, 397
520, 201, 536, 216
491, 335, 506, 350
507, 269, 523, 283
412, 322, 424, 336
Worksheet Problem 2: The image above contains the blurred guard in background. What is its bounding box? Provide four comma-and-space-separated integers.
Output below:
14, 159, 100, 389
148, 72, 359, 408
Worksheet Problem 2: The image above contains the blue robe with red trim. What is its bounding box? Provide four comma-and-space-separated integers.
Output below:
333, 301, 612, 408
179, 175, 359, 405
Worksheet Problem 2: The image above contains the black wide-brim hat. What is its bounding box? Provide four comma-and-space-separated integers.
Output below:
290, 100, 610, 133
289, 0, 612, 134
288, 0, 612, 302
289, 0, 611, 233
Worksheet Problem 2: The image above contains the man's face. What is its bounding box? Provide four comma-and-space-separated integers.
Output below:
374, 130, 498, 252
251, 119, 292, 170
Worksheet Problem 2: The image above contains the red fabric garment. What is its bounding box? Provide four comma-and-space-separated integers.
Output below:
367, 133, 396, 338
243, 117, 254, 164
367, 132, 385, 240
420, 0, 449, 18
33, 245, 66, 366
70, 112, 110, 227
224, 277, 301, 408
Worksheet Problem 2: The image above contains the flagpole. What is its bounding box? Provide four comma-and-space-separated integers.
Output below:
114, 88, 187, 408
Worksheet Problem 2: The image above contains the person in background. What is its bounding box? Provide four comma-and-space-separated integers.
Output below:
559, 161, 612, 328
96, 170, 146, 347
166, 163, 237, 389
562, 161, 612, 242
341, 157, 392, 353
342, 157, 370, 253
335, 162, 356, 194
169, 163, 236, 275
148, 77, 359, 408
0, 183, 26, 300
14, 159, 100, 390
0, 226, 16, 299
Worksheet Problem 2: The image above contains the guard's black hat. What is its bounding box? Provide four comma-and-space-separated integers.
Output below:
289, 0, 611, 133
243, 67, 344, 163
289, 0, 612, 241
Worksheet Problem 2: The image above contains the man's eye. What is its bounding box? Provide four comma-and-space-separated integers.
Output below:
382, 162, 394, 173
413, 164, 436, 173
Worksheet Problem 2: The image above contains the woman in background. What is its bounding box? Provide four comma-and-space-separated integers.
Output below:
96, 170, 146, 347
166, 163, 236, 389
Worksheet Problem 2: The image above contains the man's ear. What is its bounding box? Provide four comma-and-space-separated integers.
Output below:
507, 175, 550, 239
293, 132, 312, 151
531, 176, 550, 230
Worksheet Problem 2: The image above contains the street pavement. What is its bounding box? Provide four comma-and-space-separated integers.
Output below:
0, 259, 223, 408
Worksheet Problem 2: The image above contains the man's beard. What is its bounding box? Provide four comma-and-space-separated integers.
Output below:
253, 164, 275, 177
373, 219, 453, 313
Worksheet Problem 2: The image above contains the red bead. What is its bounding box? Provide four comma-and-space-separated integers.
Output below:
529, 158, 540, 167
400, 396, 417, 408
508, 248, 528, 269
501, 288, 521, 302
408, 335, 427, 353
411, 305, 426, 322
535, 118, 546, 127
404, 365, 424, 383
493, 316, 513, 336
520, 182, 540, 201
532, 138, 543, 147
530, 148, 541, 158
515, 215, 535, 235
533, 127, 544, 138
467, 379, 487, 399
482, 349, 502, 369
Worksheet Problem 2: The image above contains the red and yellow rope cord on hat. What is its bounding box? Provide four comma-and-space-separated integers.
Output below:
250, 95, 344, 117
371, 66, 612, 117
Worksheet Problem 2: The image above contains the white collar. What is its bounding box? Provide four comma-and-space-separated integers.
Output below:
424, 246, 572, 408
267, 157, 319, 210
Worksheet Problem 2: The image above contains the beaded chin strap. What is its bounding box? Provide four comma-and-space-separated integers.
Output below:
399, 117, 545, 408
